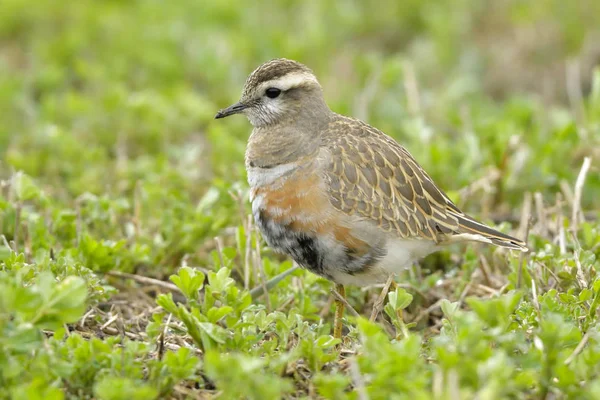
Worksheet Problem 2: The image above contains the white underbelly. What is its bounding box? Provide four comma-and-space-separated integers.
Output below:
329, 238, 439, 287
378, 238, 439, 273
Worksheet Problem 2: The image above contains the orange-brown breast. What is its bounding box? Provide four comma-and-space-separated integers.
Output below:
252, 171, 333, 234
250, 168, 379, 278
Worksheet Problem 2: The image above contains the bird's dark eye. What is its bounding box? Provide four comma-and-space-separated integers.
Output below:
265, 88, 281, 99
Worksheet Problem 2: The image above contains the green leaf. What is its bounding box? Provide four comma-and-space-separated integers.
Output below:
169, 266, 205, 301
163, 347, 199, 380
30, 275, 87, 330
176, 304, 227, 351
156, 293, 179, 315
441, 299, 460, 319
579, 288, 593, 302
466, 292, 522, 328
94, 377, 159, 400
13, 172, 44, 202
10, 379, 65, 400
206, 306, 233, 323
388, 287, 413, 310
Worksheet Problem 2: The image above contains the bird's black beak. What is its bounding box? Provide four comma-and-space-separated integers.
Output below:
215, 102, 247, 119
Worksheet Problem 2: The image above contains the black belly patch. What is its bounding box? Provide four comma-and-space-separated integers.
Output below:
254, 210, 327, 276
254, 210, 385, 281
294, 235, 323, 272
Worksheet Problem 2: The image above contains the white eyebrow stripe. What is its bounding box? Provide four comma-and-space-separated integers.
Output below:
258, 72, 319, 93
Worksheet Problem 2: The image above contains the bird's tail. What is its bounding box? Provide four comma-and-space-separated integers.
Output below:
444, 212, 529, 252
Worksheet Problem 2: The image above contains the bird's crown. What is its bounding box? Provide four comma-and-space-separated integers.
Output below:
242, 58, 316, 96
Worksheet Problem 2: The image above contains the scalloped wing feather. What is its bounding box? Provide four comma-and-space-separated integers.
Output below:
323, 115, 528, 252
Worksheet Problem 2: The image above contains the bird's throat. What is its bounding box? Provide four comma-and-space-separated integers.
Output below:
245, 126, 320, 169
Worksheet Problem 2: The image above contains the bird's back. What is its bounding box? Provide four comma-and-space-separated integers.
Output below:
319, 113, 528, 251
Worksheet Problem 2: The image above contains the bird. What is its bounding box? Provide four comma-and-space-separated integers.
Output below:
215, 58, 528, 339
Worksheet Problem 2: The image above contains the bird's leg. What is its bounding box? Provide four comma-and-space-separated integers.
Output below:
369, 274, 396, 322
333, 284, 346, 340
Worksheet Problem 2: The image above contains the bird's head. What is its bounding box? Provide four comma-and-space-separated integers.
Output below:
215, 58, 329, 128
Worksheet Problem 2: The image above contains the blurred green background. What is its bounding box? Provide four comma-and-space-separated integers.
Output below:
2, 0, 598, 213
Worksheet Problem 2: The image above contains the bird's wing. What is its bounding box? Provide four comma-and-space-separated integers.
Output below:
322, 117, 527, 251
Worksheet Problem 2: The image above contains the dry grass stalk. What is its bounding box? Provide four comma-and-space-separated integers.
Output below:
572, 157, 592, 233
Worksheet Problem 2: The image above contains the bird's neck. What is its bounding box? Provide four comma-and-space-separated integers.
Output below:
245, 126, 317, 168
245, 112, 330, 169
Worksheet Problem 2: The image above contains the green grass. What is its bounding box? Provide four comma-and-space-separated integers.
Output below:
1, 0, 600, 398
